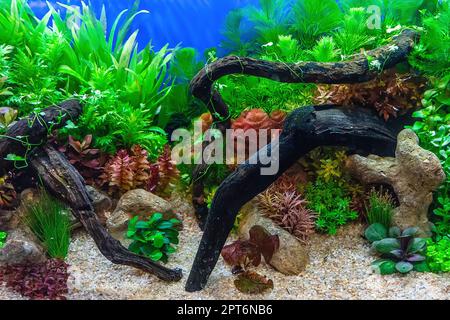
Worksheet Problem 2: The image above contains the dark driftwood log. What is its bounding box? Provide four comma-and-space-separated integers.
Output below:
189, 30, 418, 226
186, 106, 413, 292
190, 30, 418, 126
30, 146, 182, 282
0, 99, 82, 173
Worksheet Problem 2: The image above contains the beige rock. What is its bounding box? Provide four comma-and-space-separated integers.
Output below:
238, 204, 309, 275
0, 229, 46, 266
107, 189, 181, 235
346, 129, 446, 234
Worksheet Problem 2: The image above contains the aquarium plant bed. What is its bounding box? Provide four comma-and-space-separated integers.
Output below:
0, 0, 449, 300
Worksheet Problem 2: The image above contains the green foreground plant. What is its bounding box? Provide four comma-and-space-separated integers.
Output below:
305, 179, 358, 235
23, 190, 71, 259
126, 213, 180, 263
365, 223, 428, 274
426, 236, 450, 273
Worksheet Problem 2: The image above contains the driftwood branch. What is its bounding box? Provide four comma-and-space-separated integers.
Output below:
190, 30, 418, 125
0, 99, 82, 173
186, 106, 413, 292
30, 146, 182, 282
189, 30, 418, 226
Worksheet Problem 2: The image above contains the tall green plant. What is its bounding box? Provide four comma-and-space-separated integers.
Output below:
333, 8, 377, 56
23, 190, 71, 259
409, 1, 450, 77
366, 189, 395, 228
245, 0, 291, 45
290, 0, 343, 48
0, 0, 70, 115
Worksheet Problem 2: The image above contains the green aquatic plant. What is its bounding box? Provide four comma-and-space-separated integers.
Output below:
0, 0, 68, 115
409, 1, 450, 77
220, 9, 252, 56
126, 213, 180, 263
291, 0, 343, 48
333, 8, 377, 56
366, 189, 395, 228
245, 0, 291, 46
365, 223, 428, 274
65, 90, 168, 157
305, 179, 358, 235
306, 36, 340, 62
262, 34, 304, 63
159, 47, 205, 128
409, 76, 450, 236
49, 2, 173, 156
23, 190, 71, 259
426, 236, 450, 273
0, 230, 7, 248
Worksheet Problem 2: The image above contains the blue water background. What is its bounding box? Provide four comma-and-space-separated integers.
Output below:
29, 0, 260, 54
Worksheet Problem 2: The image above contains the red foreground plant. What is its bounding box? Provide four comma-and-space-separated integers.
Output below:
0, 259, 69, 300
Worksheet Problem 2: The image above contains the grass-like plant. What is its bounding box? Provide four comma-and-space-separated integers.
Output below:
23, 190, 71, 259
366, 189, 395, 229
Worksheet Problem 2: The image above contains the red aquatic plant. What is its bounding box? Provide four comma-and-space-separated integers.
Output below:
258, 190, 316, 244
221, 225, 279, 269
59, 135, 106, 185
0, 174, 17, 209
315, 70, 426, 121
101, 145, 179, 196
153, 145, 180, 193
0, 259, 69, 300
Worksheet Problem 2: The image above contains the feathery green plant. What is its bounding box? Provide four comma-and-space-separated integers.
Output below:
333, 8, 377, 56
409, 1, 450, 77
245, 0, 291, 45
23, 190, 71, 259
306, 36, 340, 62
220, 9, 252, 56
291, 0, 343, 48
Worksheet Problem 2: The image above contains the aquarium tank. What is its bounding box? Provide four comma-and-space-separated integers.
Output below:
0, 0, 449, 303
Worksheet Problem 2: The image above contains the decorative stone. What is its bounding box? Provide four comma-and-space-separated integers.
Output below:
346, 129, 446, 234
238, 204, 310, 275
107, 189, 181, 234
0, 229, 46, 266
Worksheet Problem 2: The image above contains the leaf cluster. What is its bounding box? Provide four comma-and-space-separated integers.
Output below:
126, 213, 180, 263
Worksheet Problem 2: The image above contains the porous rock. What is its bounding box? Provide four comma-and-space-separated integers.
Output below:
0, 229, 46, 266
346, 129, 446, 234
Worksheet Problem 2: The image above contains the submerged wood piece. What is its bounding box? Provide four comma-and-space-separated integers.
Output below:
0, 99, 82, 173
189, 30, 418, 225
190, 30, 418, 125
186, 106, 410, 292
29, 146, 182, 282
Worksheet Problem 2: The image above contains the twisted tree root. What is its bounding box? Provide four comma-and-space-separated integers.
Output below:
189, 30, 418, 225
